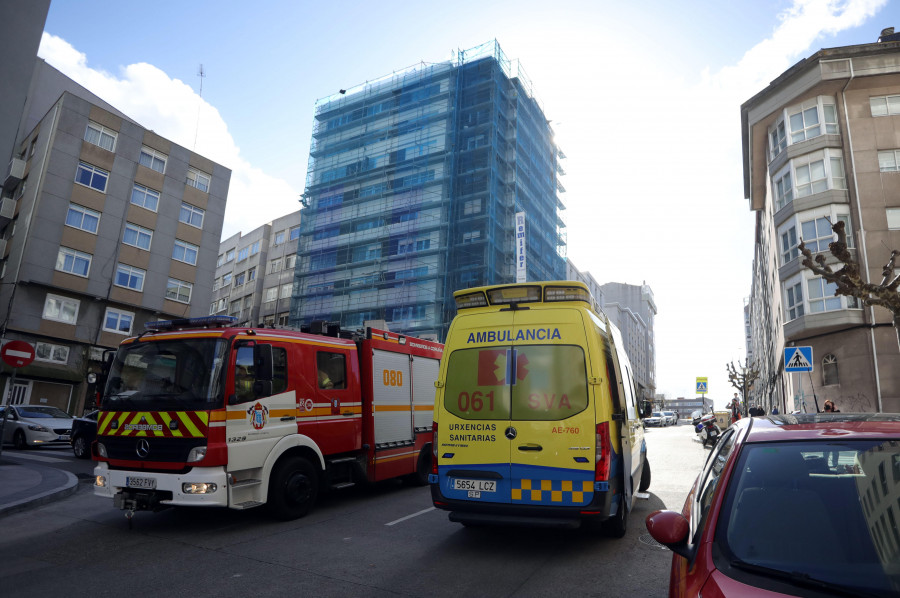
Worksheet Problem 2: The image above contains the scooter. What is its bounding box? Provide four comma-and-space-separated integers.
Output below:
695, 413, 721, 448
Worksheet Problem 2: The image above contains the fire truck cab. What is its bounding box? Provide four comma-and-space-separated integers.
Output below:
93, 316, 442, 520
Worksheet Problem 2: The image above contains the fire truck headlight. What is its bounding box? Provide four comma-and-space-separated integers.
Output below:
95, 475, 107, 488
182, 482, 217, 494
186, 447, 207, 463
97, 442, 108, 458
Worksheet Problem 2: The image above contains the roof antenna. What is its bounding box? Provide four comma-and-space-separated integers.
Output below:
194, 64, 205, 150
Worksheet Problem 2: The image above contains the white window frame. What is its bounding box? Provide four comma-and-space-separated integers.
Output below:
179, 202, 205, 228
65, 203, 100, 234
173, 239, 198, 265
130, 184, 160, 212
237, 247, 249, 262
268, 258, 282, 274
139, 146, 167, 173
784, 277, 804, 322
43, 293, 79, 325
84, 121, 117, 152
247, 266, 257, 282
285, 254, 296, 269
289, 226, 300, 241
115, 263, 145, 292
768, 120, 787, 161
103, 308, 134, 335
56, 246, 92, 277
166, 278, 192, 303
226, 249, 235, 262
779, 223, 799, 265
222, 272, 232, 287
888, 208, 900, 230
186, 167, 211, 192
807, 276, 842, 314
774, 167, 793, 211
265, 286, 278, 303
35, 341, 70, 364
870, 94, 900, 117
280, 284, 292, 299
123, 222, 153, 250
274, 230, 285, 245
234, 271, 245, 287
75, 161, 109, 193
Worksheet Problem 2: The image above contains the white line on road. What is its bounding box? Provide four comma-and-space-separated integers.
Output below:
385, 506, 435, 526
3, 451, 73, 463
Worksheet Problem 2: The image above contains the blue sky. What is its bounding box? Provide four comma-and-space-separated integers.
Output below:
39, 0, 898, 406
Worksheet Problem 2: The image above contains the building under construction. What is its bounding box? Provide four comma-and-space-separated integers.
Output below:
290, 41, 567, 340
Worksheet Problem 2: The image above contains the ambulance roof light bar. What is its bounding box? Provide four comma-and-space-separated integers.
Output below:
544, 285, 592, 304
454, 291, 489, 310
487, 285, 542, 306
145, 315, 238, 331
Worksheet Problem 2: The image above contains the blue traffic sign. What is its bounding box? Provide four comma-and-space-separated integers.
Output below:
785, 346, 813, 372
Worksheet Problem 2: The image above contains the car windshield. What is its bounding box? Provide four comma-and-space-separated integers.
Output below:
716, 439, 900, 595
103, 338, 228, 411
17, 406, 71, 419
652, 412, 662, 417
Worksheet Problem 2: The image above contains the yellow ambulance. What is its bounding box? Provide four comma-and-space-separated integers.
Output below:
429, 281, 649, 536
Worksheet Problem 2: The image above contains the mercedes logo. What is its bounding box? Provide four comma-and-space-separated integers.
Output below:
505, 426, 517, 440
136, 438, 150, 458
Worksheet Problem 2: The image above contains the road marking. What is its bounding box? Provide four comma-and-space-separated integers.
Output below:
3, 451, 73, 463
385, 506, 435, 526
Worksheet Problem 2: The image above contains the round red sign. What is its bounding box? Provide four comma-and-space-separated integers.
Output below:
1, 340, 36, 368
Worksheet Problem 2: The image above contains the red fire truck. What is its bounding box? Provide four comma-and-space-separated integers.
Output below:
92, 316, 443, 521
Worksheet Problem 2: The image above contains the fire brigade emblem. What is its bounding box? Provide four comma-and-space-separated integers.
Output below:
247, 402, 269, 430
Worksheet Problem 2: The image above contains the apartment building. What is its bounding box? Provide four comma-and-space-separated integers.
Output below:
211, 210, 301, 327
0, 62, 230, 414
600, 281, 658, 402
291, 41, 567, 340
741, 28, 900, 414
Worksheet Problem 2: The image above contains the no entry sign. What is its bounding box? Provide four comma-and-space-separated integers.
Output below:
1, 340, 35, 368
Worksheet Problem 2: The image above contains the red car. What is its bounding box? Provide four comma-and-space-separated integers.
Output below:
646, 413, 900, 597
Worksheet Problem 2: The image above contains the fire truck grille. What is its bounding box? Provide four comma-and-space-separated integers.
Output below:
101, 436, 206, 463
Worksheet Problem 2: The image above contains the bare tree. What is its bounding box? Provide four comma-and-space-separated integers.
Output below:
727, 360, 759, 416
799, 220, 900, 348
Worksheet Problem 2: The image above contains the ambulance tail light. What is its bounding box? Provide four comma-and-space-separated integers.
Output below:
595, 422, 611, 481
431, 422, 439, 475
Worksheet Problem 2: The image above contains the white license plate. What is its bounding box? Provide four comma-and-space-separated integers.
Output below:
453, 478, 496, 492
58, 435, 70, 441
126, 476, 156, 489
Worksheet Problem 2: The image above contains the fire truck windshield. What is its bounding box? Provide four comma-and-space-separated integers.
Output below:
103, 338, 228, 411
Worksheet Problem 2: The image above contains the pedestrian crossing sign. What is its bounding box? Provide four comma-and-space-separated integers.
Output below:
784, 346, 813, 372
696, 377, 708, 393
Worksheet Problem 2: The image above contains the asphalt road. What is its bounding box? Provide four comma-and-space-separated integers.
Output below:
0, 423, 710, 598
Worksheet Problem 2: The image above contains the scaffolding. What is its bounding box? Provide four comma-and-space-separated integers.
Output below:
290, 41, 567, 341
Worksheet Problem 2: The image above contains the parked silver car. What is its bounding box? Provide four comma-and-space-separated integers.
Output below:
0, 405, 74, 449
663, 410, 678, 425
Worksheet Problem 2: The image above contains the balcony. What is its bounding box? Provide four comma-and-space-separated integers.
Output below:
3, 158, 25, 192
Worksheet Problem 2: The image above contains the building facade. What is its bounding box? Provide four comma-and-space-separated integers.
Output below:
211, 210, 301, 327
599, 281, 657, 403
0, 63, 230, 415
566, 258, 605, 307
290, 41, 567, 340
741, 29, 900, 414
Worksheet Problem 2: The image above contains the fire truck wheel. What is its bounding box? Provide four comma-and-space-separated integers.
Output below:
267, 456, 319, 520
405, 448, 431, 486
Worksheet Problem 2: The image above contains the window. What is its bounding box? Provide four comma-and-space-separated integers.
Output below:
103, 308, 134, 334
226, 249, 235, 262
84, 121, 117, 152
237, 247, 249, 262
166, 278, 192, 303
35, 342, 69, 364
186, 167, 210, 192
781, 225, 799, 264
217, 297, 226, 311
65, 204, 100, 234
43, 294, 79, 324
234, 271, 245, 287
769, 120, 787, 160
75, 162, 109, 192
123, 223, 153, 250
789, 105, 820, 143
179, 202, 204, 228
800, 217, 836, 253
870, 94, 900, 117
285, 254, 296, 269
247, 266, 257, 281
807, 277, 842, 313
115, 263, 145, 291
289, 226, 300, 241
130, 184, 160, 211
823, 354, 839, 386
139, 146, 167, 173
794, 159, 827, 198
56, 247, 91, 277
774, 170, 793, 211
280, 284, 292, 299
316, 352, 346, 389
172, 240, 198, 265
216, 254, 224, 267
268, 258, 282, 274
352, 244, 380, 262
222, 272, 232, 287
831, 157, 846, 190
274, 231, 285, 245
878, 150, 900, 172
785, 281, 804, 321
888, 208, 900, 230
249, 241, 260, 256
462, 230, 481, 243
265, 287, 278, 302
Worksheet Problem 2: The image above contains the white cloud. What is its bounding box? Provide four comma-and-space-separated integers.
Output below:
37, 32, 300, 240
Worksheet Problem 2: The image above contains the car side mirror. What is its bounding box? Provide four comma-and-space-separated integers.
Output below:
646, 510, 694, 560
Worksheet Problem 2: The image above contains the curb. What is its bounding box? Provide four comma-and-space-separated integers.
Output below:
0, 467, 79, 519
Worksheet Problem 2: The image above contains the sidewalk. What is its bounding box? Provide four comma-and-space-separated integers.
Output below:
0, 453, 79, 518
